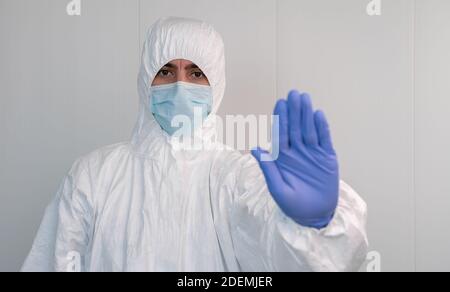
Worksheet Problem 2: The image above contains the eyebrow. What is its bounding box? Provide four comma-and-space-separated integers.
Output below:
160, 63, 176, 69
161, 63, 201, 70
185, 64, 200, 70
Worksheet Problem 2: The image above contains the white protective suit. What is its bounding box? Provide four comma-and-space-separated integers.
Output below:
22, 17, 368, 272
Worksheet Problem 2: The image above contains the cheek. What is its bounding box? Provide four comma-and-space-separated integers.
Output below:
189, 75, 210, 86
151, 75, 172, 86
150, 77, 158, 86
201, 78, 211, 86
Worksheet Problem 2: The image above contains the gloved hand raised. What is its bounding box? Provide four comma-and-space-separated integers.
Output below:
252, 90, 339, 229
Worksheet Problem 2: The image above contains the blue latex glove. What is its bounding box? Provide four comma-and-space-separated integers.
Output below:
251, 90, 339, 229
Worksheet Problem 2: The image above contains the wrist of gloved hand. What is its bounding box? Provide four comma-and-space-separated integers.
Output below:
291, 212, 335, 230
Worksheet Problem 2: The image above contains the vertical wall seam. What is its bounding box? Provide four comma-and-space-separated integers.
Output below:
138, 0, 141, 65
275, 0, 279, 100
412, 0, 417, 273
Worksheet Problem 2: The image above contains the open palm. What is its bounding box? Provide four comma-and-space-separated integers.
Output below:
252, 90, 339, 229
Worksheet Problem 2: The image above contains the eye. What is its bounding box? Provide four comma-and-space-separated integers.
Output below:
191, 70, 205, 79
158, 69, 174, 77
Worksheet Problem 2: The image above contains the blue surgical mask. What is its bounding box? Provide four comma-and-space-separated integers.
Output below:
150, 81, 213, 136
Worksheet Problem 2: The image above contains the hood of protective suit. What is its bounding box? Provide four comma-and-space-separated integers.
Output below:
132, 17, 226, 156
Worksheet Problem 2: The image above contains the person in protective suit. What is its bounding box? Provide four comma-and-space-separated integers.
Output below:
22, 17, 368, 272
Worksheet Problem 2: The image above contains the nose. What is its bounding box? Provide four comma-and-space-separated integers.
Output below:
176, 74, 188, 83
172, 59, 188, 83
